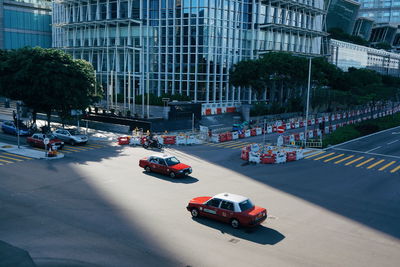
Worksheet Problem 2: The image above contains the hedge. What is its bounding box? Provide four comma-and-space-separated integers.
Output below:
323, 113, 400, 148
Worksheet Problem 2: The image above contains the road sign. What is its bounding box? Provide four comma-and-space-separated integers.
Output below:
43, 138, 50, 145
277, 126, 285, 133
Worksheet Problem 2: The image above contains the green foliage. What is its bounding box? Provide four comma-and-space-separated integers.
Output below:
328, 28, 369, 46
323, 113, 400, 147
0, 47, 100, 125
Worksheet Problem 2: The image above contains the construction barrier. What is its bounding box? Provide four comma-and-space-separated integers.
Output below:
117, 136, 130, 145
232, 131, 239, 140
163, 136, 177, 145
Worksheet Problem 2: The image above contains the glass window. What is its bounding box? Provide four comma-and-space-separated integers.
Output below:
239, 199, 254, 211
220, 201, 234, 211
207, 198, 222, 208
165, 156, 180, 166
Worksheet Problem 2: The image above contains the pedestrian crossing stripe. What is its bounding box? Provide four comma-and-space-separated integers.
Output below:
334, 155, 354, 164
345, 156, 364, 166
0, 158, 13, 163
314, 153, 335, 161
390, 165, 400, 173
2, 152, 32, 159
379, 161, 396, 171
356, 158, 375, 167
367, 159, 385, 169
305, 151, 325, 159
0, 154, 23, 161
324, 154, 345, 162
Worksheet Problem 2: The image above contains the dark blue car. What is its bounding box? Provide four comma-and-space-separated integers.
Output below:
1, 120, 32, 136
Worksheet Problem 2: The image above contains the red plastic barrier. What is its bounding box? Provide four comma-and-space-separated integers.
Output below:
118, 136, 130, 145
273, 126, 277, 132
163, 136, 176, 145
250, 128, 257, 136
294, 133, 300, 141
219, 133, 227, 142
291, 122, 295, 129
286, 152, 297, 162
300, 121, 304, 127
239, 133, 245, 139
205, 108, 211, 115
261, 153, 276, 164
226, 132, 233, 141
226, 107, 236, 112
241, 146, 250, 160
216, 108, 222, 114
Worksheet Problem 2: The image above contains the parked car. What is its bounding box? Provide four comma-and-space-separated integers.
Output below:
186, 193, 267, 228
1, 120, 32, 136
139, 154, 192, 178
26, 133, 64, 150
52, 128, 88, 145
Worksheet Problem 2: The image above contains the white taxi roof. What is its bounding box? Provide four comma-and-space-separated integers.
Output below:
149, 154, 174, 159
213, 193, 248, 203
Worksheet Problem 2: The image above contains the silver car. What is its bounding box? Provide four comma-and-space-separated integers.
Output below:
52, 128, 88, 146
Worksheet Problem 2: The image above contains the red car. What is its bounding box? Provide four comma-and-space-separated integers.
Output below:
187, 193, 267, 228
26, 133, 64, 150
139, 154, 192, 178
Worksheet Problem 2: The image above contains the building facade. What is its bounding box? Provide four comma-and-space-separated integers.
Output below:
52, 0, 326, 116
357, 0, 400, 25
326, 0, 360, 34
329, 38, 400, 76
0, 0, 52, 49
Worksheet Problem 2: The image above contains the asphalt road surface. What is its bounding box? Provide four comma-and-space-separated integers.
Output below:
0, 133, 399, 267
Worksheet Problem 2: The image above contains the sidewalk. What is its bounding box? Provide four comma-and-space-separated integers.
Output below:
0, 142, 64, 159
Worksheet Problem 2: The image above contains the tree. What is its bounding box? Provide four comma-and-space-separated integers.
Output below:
0, 47, 101, 126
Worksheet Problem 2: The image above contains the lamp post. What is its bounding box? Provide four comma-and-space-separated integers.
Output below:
304, 57, 312, 148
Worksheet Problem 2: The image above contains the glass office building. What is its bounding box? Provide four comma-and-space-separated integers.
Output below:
52, 0, 326, 115
0, 0, 52, 49
358, 0, 400, 25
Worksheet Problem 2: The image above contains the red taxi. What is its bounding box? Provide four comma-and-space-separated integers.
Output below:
26, 133, 64, 150
186, 193, 267, 228
139, 154, 192, 178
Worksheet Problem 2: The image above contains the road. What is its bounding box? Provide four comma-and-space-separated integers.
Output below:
0, 132, 399, 267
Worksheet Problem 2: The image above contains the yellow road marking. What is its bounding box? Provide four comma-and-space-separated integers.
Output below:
229, 143, 254, 149
345, 157, 365, 166
85, 145, 103, 148
367, 159, 385, 169
304, 150, 318, 155
378, 161, 396, 171
356, 158, 375, 167
305, 151, 325, 159
314, 153, 335, 161
224, 142, 251, 148
390, 165, 400, 173
324, 154, 345, 162
2, 153, 32, 159
64, 146, 88, 151
0, 155, 22, 161
334, 155, 354, 164
0, 158, 13, 163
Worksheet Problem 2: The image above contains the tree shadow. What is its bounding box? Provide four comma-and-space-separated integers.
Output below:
142, 171, 199, 184
191, 217, 285, 245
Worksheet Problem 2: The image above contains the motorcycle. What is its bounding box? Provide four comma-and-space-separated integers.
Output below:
142, 137, 163, 149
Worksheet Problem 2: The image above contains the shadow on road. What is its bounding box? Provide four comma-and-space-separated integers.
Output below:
142, 171, 199, 184
191, 217, 285, 245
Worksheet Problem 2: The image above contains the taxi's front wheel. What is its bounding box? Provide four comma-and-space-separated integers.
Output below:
191, 208, 199, 218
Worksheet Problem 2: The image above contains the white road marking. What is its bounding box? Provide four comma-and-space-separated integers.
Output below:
388, 140, 399, 145
365, 146, 381, 153
333, 148, 400, 159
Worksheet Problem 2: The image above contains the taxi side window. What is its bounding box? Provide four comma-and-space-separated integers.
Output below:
220, 200, 234, 211
158, 159, 166, 165
207, 198, 222, 208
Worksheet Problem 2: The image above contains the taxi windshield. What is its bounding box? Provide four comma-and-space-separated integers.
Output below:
165, 156, 180, 166
239, 199, 254, 212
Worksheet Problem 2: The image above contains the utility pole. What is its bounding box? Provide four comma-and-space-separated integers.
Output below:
304, 57, 312, 148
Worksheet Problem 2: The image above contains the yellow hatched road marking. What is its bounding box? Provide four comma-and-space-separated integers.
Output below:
85, 144, 103, 148
378, 161, 396, 171
0, 155, 22, 161
314, 153, 335, 161
62, 148, 81, 152
0, 158, 13, 163
305, 151, 325, 159
2, 153, 32, 159
212, 142, 243, 147
345, 157, 365, 166
324, 154, 345, 162
64, 146, 88, 151
304, 150, 318, 155
390, 165, 400, 173
224, 142, 251, 148
367, 159, 385, 169
334, 155, 354, 164
229, 143, 253, 148
356, 158, 375, 167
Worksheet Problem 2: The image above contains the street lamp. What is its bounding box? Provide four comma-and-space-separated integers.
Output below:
304, 57, 312, 148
